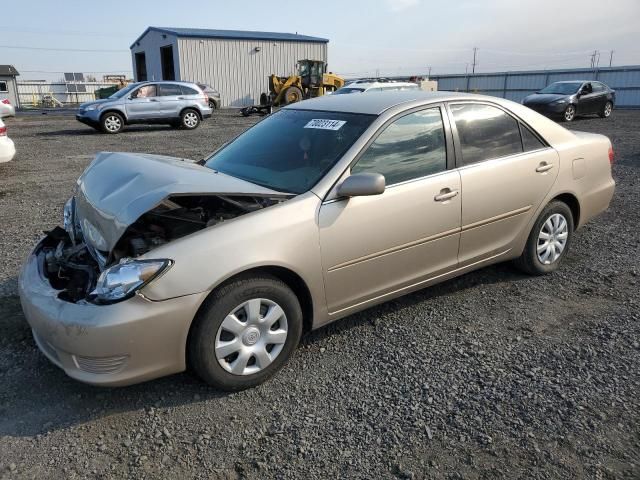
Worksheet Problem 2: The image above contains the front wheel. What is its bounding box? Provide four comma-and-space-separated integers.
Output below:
188, 275, 303, 391
562, 105, 576, 122
101, 112, 124, 134
180, 109, 201, 129
514, 201, 574, 275
600, 101, 613, 118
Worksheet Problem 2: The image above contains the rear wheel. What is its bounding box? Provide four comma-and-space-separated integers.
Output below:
514, 201, 574, 275
180, 109, 200, 129
600, 101, 613, 118
189, 275, 303, 391
208, 100, 217, 110
100, 112, 124, 134
282, 86, 303, 105
562, 105, 576, 122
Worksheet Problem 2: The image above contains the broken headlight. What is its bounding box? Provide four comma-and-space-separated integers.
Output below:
91, 259, 172, 303
63, 197, 76, 242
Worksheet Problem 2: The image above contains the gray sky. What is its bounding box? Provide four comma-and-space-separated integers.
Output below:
1, 0, 639, 81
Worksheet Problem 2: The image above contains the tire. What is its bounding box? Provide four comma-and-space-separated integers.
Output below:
599, 101, 613, 118
100, 112, 124, 134
208, 100, 217, 110
188, 275, 303, 391
282, 86, 303, 105
514, 201, 574, 275
562, 105, 576, 122
180, 109, 201, 130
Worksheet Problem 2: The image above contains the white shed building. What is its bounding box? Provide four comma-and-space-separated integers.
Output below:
130, 27, 329, 107
0, 65, 20, 108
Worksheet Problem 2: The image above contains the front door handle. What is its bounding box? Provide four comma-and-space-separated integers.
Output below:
434, 189, 459, 202
536, 162, 554, 173
149, 98, 159, 102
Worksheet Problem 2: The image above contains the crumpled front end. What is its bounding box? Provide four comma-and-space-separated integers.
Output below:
18, 235, 207, 386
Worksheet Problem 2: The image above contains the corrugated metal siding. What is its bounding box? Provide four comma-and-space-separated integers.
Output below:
430, 66, 640, 107
130, 30, 179, 81
177, 38, 327, 107
0, 76, 19, 106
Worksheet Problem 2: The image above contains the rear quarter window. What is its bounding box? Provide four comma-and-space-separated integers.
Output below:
180, 85, 200, 95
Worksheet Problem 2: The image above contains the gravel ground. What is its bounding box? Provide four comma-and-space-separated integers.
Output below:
0, 109, 638, 479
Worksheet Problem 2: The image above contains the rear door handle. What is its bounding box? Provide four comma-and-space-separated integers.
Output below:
149, 98, 159, 102
434, 189, 459, 202
536, 163, 554, 173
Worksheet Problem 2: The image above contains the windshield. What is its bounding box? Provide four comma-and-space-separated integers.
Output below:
539, 82, 582, 95
109, 83, 139, 99
205, 109, 375, 194
334, 87, 366, 95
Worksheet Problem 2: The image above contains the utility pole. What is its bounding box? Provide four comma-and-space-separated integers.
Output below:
428, 66, 432, 78
609, 50, 614, 67
472, 47, 478, 74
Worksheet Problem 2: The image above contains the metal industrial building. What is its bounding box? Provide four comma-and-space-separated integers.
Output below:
0, 65, 20, 107
130, 27, 328, 107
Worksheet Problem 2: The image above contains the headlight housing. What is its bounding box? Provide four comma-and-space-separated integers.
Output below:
551, 99, 567, 105
85, 104, 104, 111
91, 259, 173, 303
63, 197, 76, 242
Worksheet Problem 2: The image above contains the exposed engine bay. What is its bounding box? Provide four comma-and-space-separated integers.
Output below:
41, 194, 286, 303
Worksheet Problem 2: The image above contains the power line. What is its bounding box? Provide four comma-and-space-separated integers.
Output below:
0, 26, 134, 38
21, 69, 132, 74
0, 44, 127, 53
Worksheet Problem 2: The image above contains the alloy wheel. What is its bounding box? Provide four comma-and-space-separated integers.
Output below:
183, 112, 199, 128
537, 213, 569, 265
564, 105, 575, 122
215, 298, 288, 375
604, 102, 613, 117
104, 115, 121, 132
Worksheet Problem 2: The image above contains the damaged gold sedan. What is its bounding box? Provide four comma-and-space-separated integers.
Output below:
20, 91, 615, 390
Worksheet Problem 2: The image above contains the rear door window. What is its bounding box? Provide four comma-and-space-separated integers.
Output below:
450, 103, 523, 165
158, 84, 183, 96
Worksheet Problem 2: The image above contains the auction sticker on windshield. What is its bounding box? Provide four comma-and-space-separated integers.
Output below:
304, 119, 346, 130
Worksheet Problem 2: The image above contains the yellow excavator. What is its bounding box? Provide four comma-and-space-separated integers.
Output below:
241, 60, 345, 116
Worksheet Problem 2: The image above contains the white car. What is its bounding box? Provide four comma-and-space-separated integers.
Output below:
0, 118, 16, 163
334, 81, 419, 95
0, 99, 16, 118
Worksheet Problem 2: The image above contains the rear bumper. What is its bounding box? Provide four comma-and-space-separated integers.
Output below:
0, 137, 16, 163
579, 177, 616, 228
19, 239, 207, 386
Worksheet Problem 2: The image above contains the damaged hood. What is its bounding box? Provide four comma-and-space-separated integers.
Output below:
75, 151, 284, 253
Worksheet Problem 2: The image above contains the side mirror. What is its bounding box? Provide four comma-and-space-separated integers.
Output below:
337, 172, 385, 198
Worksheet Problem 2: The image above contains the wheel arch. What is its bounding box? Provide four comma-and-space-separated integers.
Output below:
186, 265, 314, 357
180, 106, 202, 119
100, 108, 127, 124
550, 192, 581, 229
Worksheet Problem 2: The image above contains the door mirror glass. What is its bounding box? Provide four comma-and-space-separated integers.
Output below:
337, 173, 385, 198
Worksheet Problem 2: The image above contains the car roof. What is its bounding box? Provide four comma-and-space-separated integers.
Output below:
343, 81, 418, 89
286, 91, 491, 115
551, 80, 589, 83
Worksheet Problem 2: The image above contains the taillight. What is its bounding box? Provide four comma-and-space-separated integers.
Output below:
608, 145, 615, 165
1, 99, 9, 105
0, 126, 6, 136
